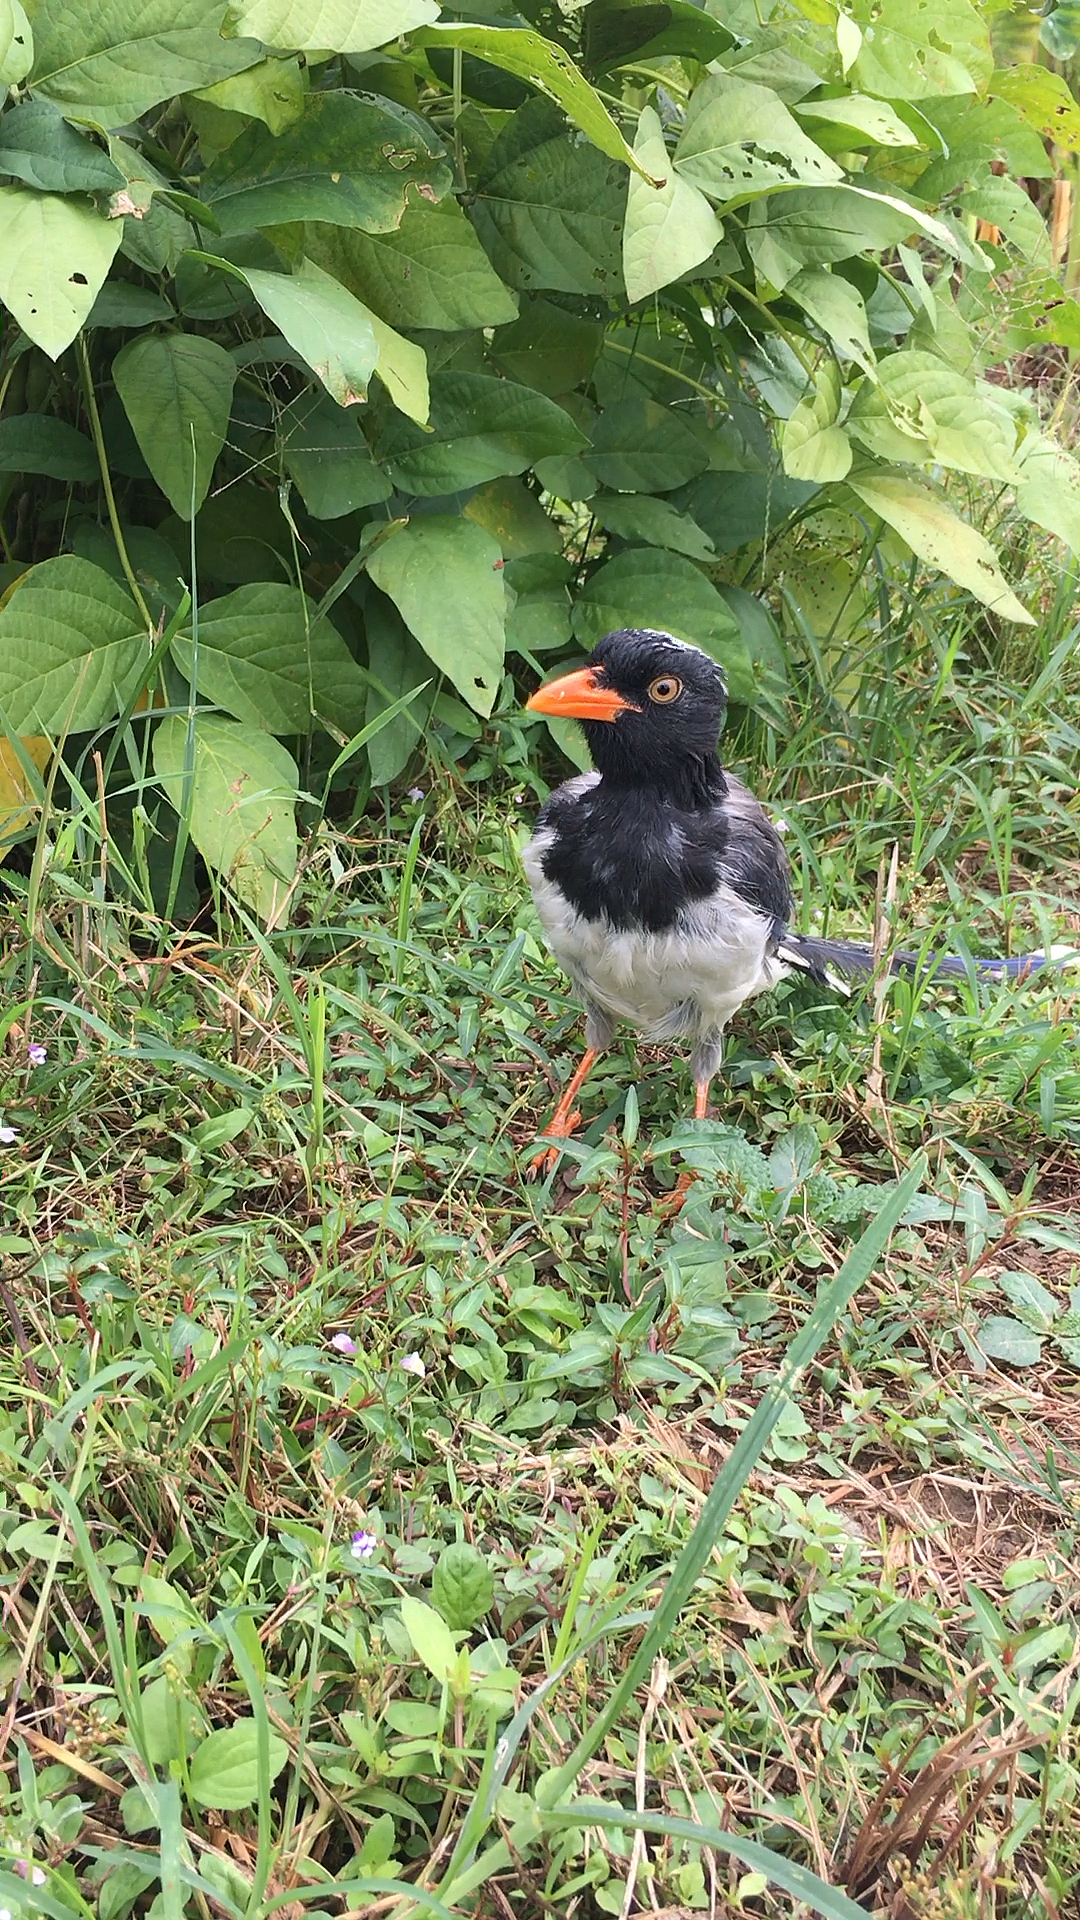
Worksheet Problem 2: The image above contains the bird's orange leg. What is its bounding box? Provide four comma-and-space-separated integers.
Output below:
659, 1079, 711, 1215
527, 1047, 600, 1178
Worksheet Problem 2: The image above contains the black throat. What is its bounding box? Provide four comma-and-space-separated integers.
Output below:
541, 758, 733, 934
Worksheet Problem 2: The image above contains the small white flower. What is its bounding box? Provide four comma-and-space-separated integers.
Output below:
0, 1126, 18, 1145
351, 1529, 378, 1559
330, 1332, 357, 1357
28, 1044, 46, 1066
406, 786, 426, 803
401, 1351, 426, 1379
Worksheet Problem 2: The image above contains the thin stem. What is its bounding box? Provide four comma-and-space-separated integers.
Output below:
719, 275, 816, 379
602, 338, 719, 401
76, 334, 154, 633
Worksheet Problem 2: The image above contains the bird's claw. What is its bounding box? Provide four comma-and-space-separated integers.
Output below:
525, 1109, 582, 1180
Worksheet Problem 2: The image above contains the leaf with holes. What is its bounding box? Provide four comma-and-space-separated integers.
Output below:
674, 74, 842, 208
848, 468, 1033, 624
0, 189, 122, 359
0, 0, 33, 84
848, 0, 992, 100
113, 333, 236, 519
365, 515, 506, 717
153, 714, 299, 924
0, 557, 149, 731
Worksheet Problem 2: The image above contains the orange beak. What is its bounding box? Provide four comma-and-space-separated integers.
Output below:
526, 666, 638, 722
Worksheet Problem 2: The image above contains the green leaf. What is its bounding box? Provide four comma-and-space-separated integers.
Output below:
431, 1541, 495, 1631
989, 64, 1080, 153
201, 90, 452, 236
591, 492, 715, 561
674, 74, 842, 208
113, 333, 236, 519
0, 189, 122, 359
848, 351, 1020, 481
305, 199, 518, 332
490, 296, 602, 397
365, 515, 506, 716
463, 477, 562, 558
958, 175, 1049, 264
1015, 434, 1080, 556
572, 548, 752, 700
170, 582, 369, 734
193, 55, 307, 132
504, 554, 572, 654
745, 184, 958, 291
399, 1595, 458, 1682
585, 0, 734, 70
786, 268, 875, 374
847, 468, 1033, 624
795, 93, 920, 149
976, 1316, 1043, 1367
364, 596, 430, 785
88, 283, 176, 328
584, 396, 708, 493
281, 389, 393, 517
27, 0, 263, 123
414, 23, 650, 178
224, 0, 438, 50
623, 105, 724, 304
235, 259, 380, 407
0, 0, 33, 84
153, 714, 299, 923
0, 413, 97, 482
848, 0, 992, 100
999, 1270, 1058, 1331
782, 364, 851, 483
673, 469, 815, 552
187, 1719, 288, 1810
0, 556, 148, 730
914, 95, 1053, 198
471, 97, 627, 297
375, 371, 585, 495
0, 100, 126, 192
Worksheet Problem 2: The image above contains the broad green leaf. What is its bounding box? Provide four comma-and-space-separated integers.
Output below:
27, 0, 263, 123
201, 90, 451, 236
504, 553, 572, 654
848, 351, 1020, 481
673, 469, 816, 553
717, 582, 789, 692
572, 548, 752, 700
0, 189, 122, 358
113, 333, 235, 519
989, 63, 1080, 153
365, 515, 506, 716
140, 1676, 204, 1768
366, 308, 429, 424
305, 199, 518, 331
958, 176, 1049, 264
721, 29, 825, 101
153, 714, 299, 922
193, 56, 307, 133
848, 0, 992, 99
187, 1719, 288, 1810
431, 1541, 495, 1631
623, 105, 724, 305
374, 370, 585, 495
399, 1595, 458, 1682
584, 0, 734, 71
490, 296, 602, 396
0, 0, 32, 83
999, 1270, 1059, 1330
72, 522, 187, 620
914, 94, 1054, 198
1015, 435, 1080, 556
171, 582, 369, 734
782, 364, 851, 482
674, 74, 842, 207
591, 493, 715, 561
0, 557, 149, 730
584, 397, 708, 493
414, 23, 649, 178
976, 1316, 1043, 1367
0, 100, 126, 192
364, 597, 430, 785
848, 468, 1033, 624
236, 259, 380, 406
224, 0, 438, 50
746, 184, 958, 290
0, 413, 97, 482
88, 283, 176, 327
795, 94, 919, 149
471, 98, 626, 297
463, 477, 562, 558
280, 390, 392, 517
786, 268, 875, 374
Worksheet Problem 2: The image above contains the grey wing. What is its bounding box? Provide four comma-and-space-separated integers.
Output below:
716, 776, 794, 929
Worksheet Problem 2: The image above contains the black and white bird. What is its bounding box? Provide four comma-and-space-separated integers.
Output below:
523, 627, 1076, 1173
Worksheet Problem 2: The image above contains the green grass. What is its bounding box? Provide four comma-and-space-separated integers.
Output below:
2, 624, 1080, 1920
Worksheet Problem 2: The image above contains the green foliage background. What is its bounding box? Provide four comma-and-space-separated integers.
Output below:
2, 0, 1080, 914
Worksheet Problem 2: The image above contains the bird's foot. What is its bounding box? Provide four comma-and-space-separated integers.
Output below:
525, 1108, 583, 1181
657, 1168, 699, 1218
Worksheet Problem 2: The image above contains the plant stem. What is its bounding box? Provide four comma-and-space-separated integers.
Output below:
76, 334, 154, 633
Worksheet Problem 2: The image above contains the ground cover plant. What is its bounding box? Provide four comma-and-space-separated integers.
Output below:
4, 0, 1080, 1911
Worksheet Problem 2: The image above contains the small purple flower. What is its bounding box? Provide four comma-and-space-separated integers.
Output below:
330, 1332, 357, 1357
28, 1044, 46, 1067
0, 1126, 18, 1145
351, 1529, 378, 1560
14, 1863, 46, 1886
401, 1351, 426, 1379
406, 786, 426, 803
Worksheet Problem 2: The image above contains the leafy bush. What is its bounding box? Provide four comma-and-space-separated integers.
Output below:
2, 0, 1080, 916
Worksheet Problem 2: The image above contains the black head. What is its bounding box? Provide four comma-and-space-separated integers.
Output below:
527, 628, 727, 800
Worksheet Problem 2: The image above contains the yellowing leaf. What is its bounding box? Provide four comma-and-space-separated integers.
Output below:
849, 468, 1033, 624
0, 734, 48, 862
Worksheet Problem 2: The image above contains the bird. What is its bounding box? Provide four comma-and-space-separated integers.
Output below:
522, 626, 1078, 1178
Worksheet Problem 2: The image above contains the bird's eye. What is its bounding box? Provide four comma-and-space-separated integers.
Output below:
647, 675, 683, 705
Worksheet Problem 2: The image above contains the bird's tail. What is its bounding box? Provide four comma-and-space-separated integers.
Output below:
777, 933, 1080, 994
